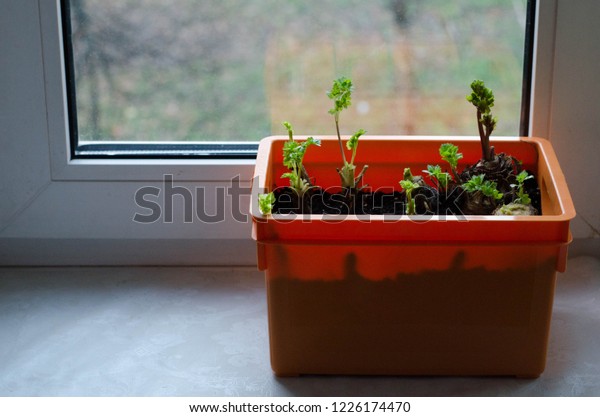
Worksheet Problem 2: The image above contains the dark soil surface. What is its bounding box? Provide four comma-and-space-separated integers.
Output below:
272, 169, 541, 216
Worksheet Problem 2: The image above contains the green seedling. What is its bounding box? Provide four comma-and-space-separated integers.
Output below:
400, 168, 420, 215
466, 80, 497, 162
439, 143, 462, 182
281, 121, 320, 197
462, 174, 503, 200
258, 192, 275, 215
337, 128, 367, 189
512, 170, 534, 205
327, 77, 368, 190
424, 165, 450, 190
328, 76, 353, 136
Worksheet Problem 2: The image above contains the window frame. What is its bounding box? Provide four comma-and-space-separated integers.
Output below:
520, 0, 537, 137
41, 0, 256, 182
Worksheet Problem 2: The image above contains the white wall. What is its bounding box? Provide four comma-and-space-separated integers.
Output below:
0, 0, 598, 265
544, 0, 600, 253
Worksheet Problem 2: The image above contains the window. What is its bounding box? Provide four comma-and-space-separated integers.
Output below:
63, 0, 534, 158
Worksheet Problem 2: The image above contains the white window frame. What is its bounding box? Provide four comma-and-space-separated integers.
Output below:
40, 0, 256, 182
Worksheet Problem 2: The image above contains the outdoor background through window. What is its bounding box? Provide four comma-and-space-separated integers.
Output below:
69, 0, 528, 143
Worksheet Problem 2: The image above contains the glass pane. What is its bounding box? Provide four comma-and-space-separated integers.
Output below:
68, 0, 528, 142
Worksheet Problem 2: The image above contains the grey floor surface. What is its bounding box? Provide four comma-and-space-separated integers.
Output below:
0, 256, 599, 397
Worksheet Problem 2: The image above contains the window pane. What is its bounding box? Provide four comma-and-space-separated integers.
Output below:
68, 0, 528, 142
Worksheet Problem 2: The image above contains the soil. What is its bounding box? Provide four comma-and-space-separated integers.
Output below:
272, 168, 541, 216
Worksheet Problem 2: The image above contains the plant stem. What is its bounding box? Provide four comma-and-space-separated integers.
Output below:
335, 116, 347, 165
451, 167, 461, 184
482, 131, 491, 162
300, 164, 311, 186
476, 110, 490, 161
355, 165, 368, 187
350, 142, 358, 166
406, 190, 415, 215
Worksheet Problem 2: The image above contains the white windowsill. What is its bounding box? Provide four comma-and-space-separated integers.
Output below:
53, 158, 257, 182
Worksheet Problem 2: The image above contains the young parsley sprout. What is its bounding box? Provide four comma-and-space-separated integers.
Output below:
466, 80, 497, 162
337, 128, 367, 189
258, 192, 275, 215
512, 170, 534, 205
462, 174, 503, 200
400, 168, 420, 215
327, 76, 353, 137
281, 121, 320, 197
424, 164, 450, 190
327, 77, 368, 190
439, 143, 462, 183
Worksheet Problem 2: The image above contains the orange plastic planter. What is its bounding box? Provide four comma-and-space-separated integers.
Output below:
251, 136, 575, 377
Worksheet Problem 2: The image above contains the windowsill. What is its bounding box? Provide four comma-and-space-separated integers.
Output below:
0, 256, 598, 395
52, 158, 257, 182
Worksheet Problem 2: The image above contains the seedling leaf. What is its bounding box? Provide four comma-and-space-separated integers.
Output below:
258, 192, 275, 215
